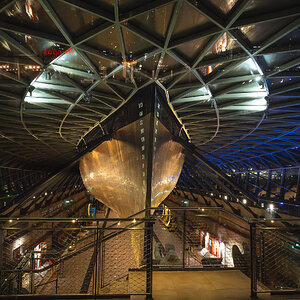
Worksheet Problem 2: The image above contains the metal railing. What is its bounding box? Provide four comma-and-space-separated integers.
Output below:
250, 219, 300, 298
1, 207, 300, 299
0, 215, 154, 299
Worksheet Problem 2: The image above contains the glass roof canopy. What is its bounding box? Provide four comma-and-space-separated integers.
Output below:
0, 0, 299, 172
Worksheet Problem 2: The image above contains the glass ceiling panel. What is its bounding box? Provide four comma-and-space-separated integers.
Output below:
224, 58, 262, 76
199, 63, 222, 77
0, 0, 61, 35
172, 2, 211, 37
54, 50, 91, 72
245, 0, 298, 13
50, 0, 103, 37
93, 82, 117, 94
240, 18, 293, 46
208, 0, 238, 14
176, 37, 210, 61
206, 32, 240, 56
161, 53, 183, 70
122, 28, 153, 56
138, 53, 160, 73
263, 51, 300, 69
82, 0, 114, 13
85, 26, 121, 57
3, 31, 55, 62
176, 71, 199, 85
0, 39, 21, 56
85, 53, 119, 74
119, 0, 152, 12
130, 3, 175, 39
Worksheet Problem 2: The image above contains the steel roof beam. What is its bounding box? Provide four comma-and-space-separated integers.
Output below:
154, 0, 184, 79
0, 30, 43, 66
232, 6, 300, 28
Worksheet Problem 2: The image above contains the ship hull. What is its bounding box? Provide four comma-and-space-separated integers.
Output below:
79, 84, 187, 217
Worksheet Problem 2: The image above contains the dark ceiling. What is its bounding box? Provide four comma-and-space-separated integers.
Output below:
0, 0, 299, 172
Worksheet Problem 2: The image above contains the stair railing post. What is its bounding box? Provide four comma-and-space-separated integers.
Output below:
145, 220, 153, 300
182, 210, 186, 269
250, 222, 257, 298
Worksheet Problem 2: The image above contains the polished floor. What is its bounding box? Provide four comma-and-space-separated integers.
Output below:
132, 270, 300, 300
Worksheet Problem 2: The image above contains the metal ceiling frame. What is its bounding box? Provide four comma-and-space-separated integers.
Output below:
0, 0, 298, 171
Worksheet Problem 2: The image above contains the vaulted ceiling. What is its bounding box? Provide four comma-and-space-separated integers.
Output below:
0, 0, 299, 171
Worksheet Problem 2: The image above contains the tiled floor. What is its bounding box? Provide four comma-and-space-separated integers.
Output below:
132, 270, 300, 300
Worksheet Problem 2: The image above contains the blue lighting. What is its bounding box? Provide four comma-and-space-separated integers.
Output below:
280, 202, 284, 205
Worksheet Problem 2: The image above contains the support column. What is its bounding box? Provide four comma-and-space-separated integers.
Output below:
250, 223, 257, 299
255, 172, 260, 197
182, 210, 186, 269
93, 221, 99, 297
144, 89, 157, 300
0, 225, 3, 290
145, 221, 153, 300
30, 252, 34, 293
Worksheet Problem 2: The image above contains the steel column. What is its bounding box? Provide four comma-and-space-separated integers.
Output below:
30, 252, 34, 293
250, 223, 257, 299
255, 172, 260, 197
145, 221, 153, 300
182, 210, 186, 269
0, 225, 3, 291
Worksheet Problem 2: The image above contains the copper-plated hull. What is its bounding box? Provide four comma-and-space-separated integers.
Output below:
79, 84, 186, 217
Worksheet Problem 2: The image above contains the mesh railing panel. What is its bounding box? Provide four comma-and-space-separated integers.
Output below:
2, 208, 300, 298
153, 208, 250, 270
0, 219, 153, 297
253, 223, 300, 293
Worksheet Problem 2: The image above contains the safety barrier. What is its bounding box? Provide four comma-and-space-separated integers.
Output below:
1, 207, 300, 299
